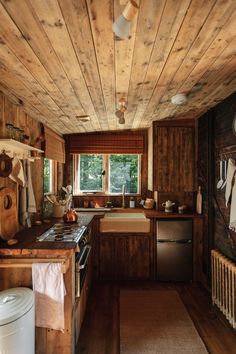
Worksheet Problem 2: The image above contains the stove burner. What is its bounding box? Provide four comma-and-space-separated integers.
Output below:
37, 224, 87, 243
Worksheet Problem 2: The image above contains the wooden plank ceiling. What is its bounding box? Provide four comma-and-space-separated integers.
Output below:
0, 0, 236, 134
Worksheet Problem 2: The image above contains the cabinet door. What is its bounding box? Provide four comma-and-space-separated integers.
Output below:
127, 236, 150, 279
115, 236, 127, 279
99, 235, 114, 279
154, 126, 195, 192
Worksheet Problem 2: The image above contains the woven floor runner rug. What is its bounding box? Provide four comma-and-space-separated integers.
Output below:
120, 289, 208, 354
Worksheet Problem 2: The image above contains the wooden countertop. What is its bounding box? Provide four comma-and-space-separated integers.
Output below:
0, 213, 96, 257
0, 210, 202, 256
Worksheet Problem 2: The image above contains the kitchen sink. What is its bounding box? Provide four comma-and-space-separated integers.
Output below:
100, 212, 150, 233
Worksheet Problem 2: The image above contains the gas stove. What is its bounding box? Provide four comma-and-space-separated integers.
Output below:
37, 223, 87, 243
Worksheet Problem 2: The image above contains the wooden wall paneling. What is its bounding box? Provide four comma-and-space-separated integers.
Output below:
28, 0, 100, 132
58, 0, 107, 131
197, 112, 214, 285
154, 126, 195, 192
120, 0, 165, 129
0, 0, 86, 133
147, 125, 153, 191
0, 92, 4, 139
212, 93, 236, 259
0, 1, 236, 133
153, 120, 196, 210
114, 0, 139, 129
86, 0, 116, 130
0, 93, 45, 227
0, 40, 73, 133
169, 34, 236, 121
155, 1, 236, 121
135, 0, 191, 128
142, 0, 215, 125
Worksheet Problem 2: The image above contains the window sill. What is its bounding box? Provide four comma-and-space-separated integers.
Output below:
73, 193, 141, 197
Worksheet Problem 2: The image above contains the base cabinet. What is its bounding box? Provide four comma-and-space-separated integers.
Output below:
99, 234, 151, 280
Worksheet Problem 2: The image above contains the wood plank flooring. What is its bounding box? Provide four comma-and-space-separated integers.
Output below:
76, 281, 236, 354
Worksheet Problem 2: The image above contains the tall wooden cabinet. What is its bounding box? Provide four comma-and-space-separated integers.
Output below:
153, 120, 196, 210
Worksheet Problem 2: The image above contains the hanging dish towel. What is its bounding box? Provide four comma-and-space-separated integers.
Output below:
225, 158, 236, 207
229, 178, 236, 231
32, 263, 67, 332
9, 157, 25, 187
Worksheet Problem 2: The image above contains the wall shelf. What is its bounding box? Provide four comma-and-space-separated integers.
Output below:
0, 139, 44, 160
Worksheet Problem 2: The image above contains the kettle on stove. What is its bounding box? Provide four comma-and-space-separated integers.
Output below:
63, 208, 78, 223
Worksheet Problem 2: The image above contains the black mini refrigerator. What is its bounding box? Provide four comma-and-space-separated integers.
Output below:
156, 219, 193, 281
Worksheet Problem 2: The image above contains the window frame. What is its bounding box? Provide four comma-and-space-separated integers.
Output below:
43, 158, 57, 195
73, 154, 141, 196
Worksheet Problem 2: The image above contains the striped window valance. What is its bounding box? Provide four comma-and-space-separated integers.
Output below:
64, 129, 147, 154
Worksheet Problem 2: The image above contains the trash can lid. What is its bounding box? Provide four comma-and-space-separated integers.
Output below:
0, 287, 34, 326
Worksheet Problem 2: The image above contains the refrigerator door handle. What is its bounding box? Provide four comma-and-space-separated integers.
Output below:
157, 239, 192, 244
175, 239, 192, 244
157, 239, 177, 243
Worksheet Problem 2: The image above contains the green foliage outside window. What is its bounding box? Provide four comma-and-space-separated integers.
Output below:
78, 154, 139, 194
79, 154, 103, 191
109, 155, 138, 193
44, 158, 51, 193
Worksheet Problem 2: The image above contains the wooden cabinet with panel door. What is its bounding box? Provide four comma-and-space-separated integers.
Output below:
153, 120, 196, 210
99, 233, 152, 280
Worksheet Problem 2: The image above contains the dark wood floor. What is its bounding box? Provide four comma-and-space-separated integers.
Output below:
76, 281, 236, 354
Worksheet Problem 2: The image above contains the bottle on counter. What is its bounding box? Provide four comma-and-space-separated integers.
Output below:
129, 197, 135, 208
196, 186, 202, 214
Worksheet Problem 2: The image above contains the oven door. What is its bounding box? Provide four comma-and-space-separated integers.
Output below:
75, 244, 91, 297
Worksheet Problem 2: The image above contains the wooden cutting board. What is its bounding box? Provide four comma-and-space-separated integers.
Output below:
0, 187, 18, 240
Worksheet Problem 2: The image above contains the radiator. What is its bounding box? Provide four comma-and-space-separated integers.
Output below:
211, 249, 236, 329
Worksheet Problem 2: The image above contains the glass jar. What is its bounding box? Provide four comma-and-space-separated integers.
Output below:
23, 134, 30, 145
5, 123, 14, 139
18, 129, 25, 143
13, 127, 20, 141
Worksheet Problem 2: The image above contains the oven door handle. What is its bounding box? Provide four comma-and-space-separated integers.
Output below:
79, 245, 91, 270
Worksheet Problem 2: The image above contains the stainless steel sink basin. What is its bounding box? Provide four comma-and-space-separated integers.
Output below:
100, 212, 150, 233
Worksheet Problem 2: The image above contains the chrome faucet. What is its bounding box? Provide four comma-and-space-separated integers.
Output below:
122, 184, 126, 208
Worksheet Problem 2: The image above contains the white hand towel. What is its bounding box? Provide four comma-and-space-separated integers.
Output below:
225, 158, 236, 207
32, 263, 67, 332
229, 178, 236, 231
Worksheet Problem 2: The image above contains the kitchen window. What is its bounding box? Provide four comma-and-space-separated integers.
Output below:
43, 158, 54, 194
73, 154, 140, 195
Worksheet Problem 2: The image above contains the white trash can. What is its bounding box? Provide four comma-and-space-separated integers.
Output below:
0, 287, 35, 354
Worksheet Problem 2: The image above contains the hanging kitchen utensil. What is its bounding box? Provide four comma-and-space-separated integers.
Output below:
217, 160, 224, 189
221, 160, 228, 189
0, 187, 18, 240
0, 151, 13, 178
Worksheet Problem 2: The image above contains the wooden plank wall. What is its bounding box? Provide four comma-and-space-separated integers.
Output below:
0, 92, 43, 219
152, 119, 196, 212
0, 91, 64, 226
64, 130, 148, 208
198, 92, 236, 275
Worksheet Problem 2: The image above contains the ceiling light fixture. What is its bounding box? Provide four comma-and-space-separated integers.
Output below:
112, 1, 139, 40
115, 97, 127, 124
171, 93, 187, 105
76, 115, 90, 122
